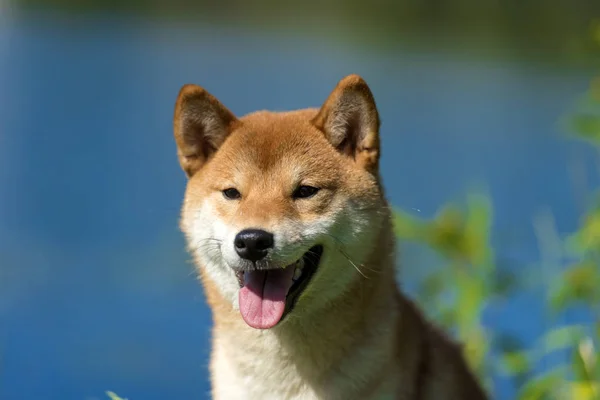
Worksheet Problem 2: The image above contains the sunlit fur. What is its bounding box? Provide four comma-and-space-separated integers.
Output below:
174, 75, 488, 399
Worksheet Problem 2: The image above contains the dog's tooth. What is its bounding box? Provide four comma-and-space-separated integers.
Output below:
293, 266, 302, 281
297, 258, 305, 270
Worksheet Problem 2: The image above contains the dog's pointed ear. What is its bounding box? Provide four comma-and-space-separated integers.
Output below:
312, 75, 381, 172
173, 84, 239, 177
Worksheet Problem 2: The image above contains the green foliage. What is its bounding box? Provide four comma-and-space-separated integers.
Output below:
392, 54, 600, 398
394, 194, 496, 382
394, 195, 600, 398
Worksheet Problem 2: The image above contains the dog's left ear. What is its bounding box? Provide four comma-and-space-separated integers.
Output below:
312, 74, 381, 172
173, 84, 239, 177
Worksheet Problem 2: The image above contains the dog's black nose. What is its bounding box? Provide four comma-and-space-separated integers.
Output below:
234, 229, 274, 262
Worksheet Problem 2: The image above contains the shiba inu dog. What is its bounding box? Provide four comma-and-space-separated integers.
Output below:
173, 75, 488, 399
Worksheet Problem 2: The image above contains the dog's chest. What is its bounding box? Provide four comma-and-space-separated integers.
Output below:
210, 330, 401, 400
211, 337, 320, 400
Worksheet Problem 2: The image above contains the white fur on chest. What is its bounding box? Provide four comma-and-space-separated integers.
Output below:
211, 332, 319, 400
210, 325, 399, 400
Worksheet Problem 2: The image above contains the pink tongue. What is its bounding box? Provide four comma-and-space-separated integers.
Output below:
238, 264, 296, 329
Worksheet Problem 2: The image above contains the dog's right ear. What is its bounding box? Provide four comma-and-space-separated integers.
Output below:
173, 84, 239, 177
312, 75, 381, 173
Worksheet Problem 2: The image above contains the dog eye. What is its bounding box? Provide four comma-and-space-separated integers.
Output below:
293, 185, 320, 199
222, 188, 241, 200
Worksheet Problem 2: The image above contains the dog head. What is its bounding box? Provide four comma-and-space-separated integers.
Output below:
174, 75, 386, 329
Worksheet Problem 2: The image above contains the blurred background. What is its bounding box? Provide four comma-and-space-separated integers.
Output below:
2, 1, 600, 399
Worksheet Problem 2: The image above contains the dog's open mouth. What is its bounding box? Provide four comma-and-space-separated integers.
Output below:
236, 245, 323, 329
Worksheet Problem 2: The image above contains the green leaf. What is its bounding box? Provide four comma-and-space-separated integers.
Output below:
564, 381, 600, 400
550, 262, 600, 312
572, 337, 597, 382
464, 194, 493, 267
566, 206, 600, 254
536, 325, 586, 358
455, 269, 485, 330
499, 351, 531, 376
427, 206, 467, 260
517, 368, 567, 400
568, 114, 600, 145
462, 328, 489, 375
392, 209, 426, 240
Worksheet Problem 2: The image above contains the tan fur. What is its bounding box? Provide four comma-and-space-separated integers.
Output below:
173, 75, 489, 399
